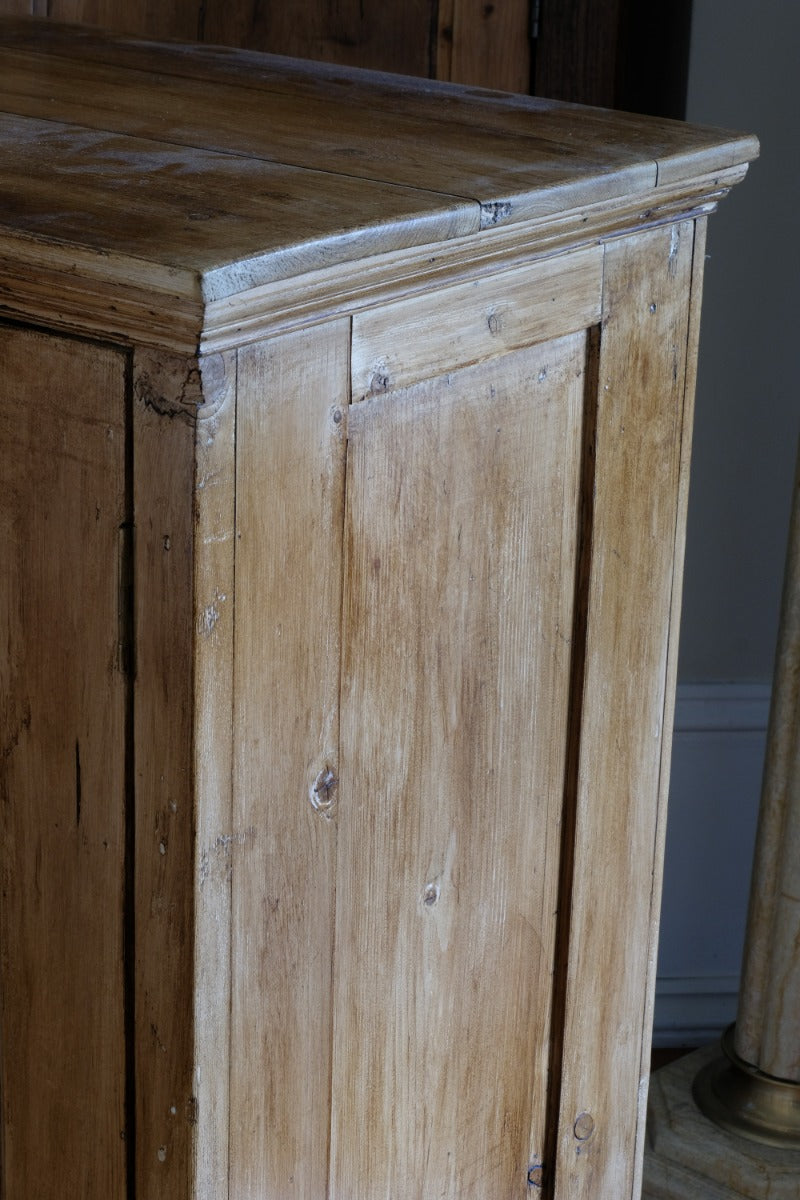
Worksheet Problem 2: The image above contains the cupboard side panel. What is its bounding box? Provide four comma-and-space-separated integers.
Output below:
553, 222, 696, 1200
332, 335, 586, 1198
229, 321, 349, 1199
0, 327, 127, 1197
132, 349, 202, 1199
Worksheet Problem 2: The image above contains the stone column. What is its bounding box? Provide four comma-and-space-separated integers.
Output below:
734, 435, 800, 1085
691, 439, 800, 1147
643, 442, 800, 1196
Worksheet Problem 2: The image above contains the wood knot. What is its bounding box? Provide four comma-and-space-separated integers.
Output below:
310, 767, 338, 816
573, 1112, 595, 1141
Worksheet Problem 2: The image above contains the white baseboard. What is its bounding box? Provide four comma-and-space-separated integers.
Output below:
652, 682, 770, 1048
671, 681, 771, 733
653, 975, 740, 1048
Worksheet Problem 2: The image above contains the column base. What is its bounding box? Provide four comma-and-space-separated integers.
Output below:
642, 1043, 800, 1199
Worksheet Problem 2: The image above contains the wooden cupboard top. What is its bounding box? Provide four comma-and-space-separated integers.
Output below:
0, 16, 758, 348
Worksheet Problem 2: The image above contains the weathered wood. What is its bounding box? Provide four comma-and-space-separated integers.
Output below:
532, 0, 625, 108
0, 19, 756, 347
332, 333, 585, 1197
0, 326, 128, 1197
631, 216, 707, 1200
0, 21, 757, 1200
203, 0, 437, 78
0, 114, 478, 295
351, 245, 602, 399
199, 165, 742, 354
0, 38, 755, 210
229, 321, 349, 1198
531, 0, 693, 119
47, 0, 200, 40
552, 221, 697, 1199
131, 349, 200, 1198
191, 350, 238, 1199
437, 0, 530, 91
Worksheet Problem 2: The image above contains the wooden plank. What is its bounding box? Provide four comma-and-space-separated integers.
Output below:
552, 222, 696, 1200
0, 326, 127, 1196
533, 0, 625, 108
46, 0, 201, 40
191, 350, 238, 1199
332, 332, 586, 1197
532, 0, 693, 120
229, 321, 349, 1198
0, 56, 653, 231
437, 0, 530, 92
131, 349, 202, 1198
631, 217, 706, 1200
199, 165, 743, 354
0, 27, 757, 192
202, 0, 437, 78
0, 115, 478, 297
351, 245, 602, 399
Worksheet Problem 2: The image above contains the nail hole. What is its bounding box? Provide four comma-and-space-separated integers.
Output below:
527, 1162, 544, 1187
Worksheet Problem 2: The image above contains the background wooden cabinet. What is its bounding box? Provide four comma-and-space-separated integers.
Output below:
0, 0, 692, 113
0, 19, 755, 1199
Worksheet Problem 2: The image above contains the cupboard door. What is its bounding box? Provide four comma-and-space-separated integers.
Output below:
331, 330, 588, 1197
0, 327, 128, 1196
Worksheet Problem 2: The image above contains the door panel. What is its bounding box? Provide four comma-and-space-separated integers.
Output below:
331, 330, 587, 1197
0, 325, 128, 1197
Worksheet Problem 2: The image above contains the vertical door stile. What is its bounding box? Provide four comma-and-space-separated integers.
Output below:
630, 217, 708, 1200
228, 320, 349, 1200
190, 349, 239, 1200
0, 326, 128, 1199
552, 222, 698, 1200
542, 322, 602, 1197
132, 347, 210, 1200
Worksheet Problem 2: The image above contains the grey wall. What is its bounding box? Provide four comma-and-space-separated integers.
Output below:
655, 0, 800, 1044
679, 0, 800, 681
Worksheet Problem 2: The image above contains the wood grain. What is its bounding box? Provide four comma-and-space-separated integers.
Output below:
631, 216, 706, 1200
0, 114, 478, 297
132, 348, 201, 1198
0, 25, 757, 189
48, 0, 200, 40
0, 22, 758, 262
0, 23, 759, 1198
190, 350, 238, 1198
552, 222, 696, 1200
351, 245, 602, 399
203, 0, 437, 78
229, 321, 349, 1198
0, 326, 128, 1197
332, 332, 586, 1197
533, 0, 625, 108
438, 0, 530, 92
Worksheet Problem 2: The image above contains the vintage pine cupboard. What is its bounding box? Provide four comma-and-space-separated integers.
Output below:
0, 17, 756, 1199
